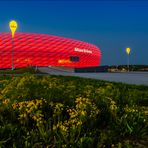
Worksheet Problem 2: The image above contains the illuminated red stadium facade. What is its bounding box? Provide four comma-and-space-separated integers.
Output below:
0, 33, 101, 69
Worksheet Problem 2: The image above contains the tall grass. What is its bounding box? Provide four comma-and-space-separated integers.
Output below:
0, 74, 148, 147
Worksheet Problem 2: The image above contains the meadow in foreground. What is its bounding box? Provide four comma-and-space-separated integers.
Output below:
0, 74, 148, 147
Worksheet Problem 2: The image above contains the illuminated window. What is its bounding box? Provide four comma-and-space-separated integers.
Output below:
70, 56, 79, 62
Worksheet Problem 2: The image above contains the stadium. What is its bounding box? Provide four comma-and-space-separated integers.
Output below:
0, 33, 101, 69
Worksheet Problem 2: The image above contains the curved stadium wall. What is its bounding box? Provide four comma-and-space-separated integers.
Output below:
0, 33, 101, 69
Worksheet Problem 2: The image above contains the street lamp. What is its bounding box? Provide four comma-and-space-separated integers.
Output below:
9, 20, 18, 70
126, 47, 131, 72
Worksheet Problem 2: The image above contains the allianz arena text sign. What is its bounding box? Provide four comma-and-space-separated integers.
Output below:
0, 32, 101, 69
74, 47, 92, 54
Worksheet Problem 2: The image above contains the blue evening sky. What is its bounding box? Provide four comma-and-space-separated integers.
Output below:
0, 0, 148, 65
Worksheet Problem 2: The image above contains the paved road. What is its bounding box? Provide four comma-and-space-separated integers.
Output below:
74, 72, 148, 86
1, 67, 148, 86
38, 67, 148, 86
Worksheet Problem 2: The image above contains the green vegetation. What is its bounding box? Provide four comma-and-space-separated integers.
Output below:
75, 65, 148, 73
108, 65, 148, 72
0, 74, 148, 147
0, 67, 42, 74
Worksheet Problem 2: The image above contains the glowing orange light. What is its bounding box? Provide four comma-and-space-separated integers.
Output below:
58, 59, 71, 64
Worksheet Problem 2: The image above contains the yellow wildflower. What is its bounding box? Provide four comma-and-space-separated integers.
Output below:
2, 99, 10, 105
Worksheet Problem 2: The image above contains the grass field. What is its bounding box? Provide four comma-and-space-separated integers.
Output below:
0, 67, 43, 74
0, 74, 148, 147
